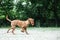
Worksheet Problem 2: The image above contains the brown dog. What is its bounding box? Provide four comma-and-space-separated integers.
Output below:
6, 16, 34, 34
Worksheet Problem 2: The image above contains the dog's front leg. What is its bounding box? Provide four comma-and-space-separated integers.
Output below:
24, 27, 29, 35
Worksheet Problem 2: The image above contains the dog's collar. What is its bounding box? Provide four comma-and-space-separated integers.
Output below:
27, 20, 31, 24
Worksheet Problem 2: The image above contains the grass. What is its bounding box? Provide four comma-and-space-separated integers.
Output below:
0, 26, 60, 31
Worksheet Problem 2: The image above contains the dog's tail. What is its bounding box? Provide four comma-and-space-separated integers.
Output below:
6, 15, 11, 22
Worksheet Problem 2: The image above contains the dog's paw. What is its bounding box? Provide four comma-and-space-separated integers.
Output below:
21, 30, 24, 33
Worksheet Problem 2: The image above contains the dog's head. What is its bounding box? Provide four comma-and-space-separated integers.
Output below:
28, 18, 34, 26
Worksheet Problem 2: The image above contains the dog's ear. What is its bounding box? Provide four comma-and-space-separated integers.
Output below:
28, 18, 34, 22
27, 18, 31, 22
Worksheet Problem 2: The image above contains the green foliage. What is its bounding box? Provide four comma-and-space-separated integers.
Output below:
0, 15, 5, 19
0, 0, 60, 27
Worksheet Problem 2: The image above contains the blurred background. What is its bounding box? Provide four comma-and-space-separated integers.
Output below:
0, 0, 60, 27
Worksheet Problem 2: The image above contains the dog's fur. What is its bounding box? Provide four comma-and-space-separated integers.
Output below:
6, 16, 34, 34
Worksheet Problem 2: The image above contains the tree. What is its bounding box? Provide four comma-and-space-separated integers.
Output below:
0, 0, 13, 26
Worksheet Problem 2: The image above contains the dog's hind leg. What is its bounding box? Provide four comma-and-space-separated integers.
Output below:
7, 28, 11, 33
11, 26, 15, 35
12, 28, 15, 35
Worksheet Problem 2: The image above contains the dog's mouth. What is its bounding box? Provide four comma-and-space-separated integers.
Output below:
31, 23, 34, 26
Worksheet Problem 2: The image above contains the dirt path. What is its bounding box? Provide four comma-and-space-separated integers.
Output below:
0, 28, 60, 40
